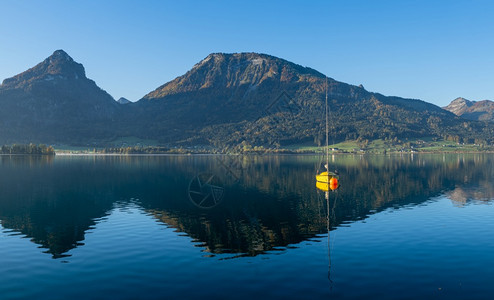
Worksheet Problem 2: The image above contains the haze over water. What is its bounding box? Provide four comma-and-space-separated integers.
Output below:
0, 154, 493, 299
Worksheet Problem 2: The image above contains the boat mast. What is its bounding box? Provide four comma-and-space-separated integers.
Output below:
325, 76, 329, 171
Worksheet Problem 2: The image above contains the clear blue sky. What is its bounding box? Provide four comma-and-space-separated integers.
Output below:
1, 0, 493, 106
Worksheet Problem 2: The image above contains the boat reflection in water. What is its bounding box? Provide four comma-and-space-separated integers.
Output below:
315, 178, 339, 286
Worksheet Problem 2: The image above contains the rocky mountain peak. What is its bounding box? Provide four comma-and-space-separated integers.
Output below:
443, 97, 494, 122
117, 97, 131, 104
1, 50, 86, 89
443, 97, 474, 116
50, 49, 73, 62
143, 52, 325, 100
452, 97, 473, 105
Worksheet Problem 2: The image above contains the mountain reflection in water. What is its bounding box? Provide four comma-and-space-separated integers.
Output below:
0, 154, 492, 259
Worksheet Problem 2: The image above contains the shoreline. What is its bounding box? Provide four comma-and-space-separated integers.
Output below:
52, 151, 494, 156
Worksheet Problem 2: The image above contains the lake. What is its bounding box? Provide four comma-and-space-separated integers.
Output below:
0, 154, 493, 299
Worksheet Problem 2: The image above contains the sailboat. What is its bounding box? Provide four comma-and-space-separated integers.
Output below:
316, 77, 339, 192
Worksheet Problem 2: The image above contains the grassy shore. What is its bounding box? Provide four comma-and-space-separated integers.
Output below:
289, 138, 494, 154
51, 137, 494, 155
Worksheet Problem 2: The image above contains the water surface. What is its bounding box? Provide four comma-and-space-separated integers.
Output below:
0, 154, 493, 299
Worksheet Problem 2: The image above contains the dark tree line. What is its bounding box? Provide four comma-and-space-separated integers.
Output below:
1, 144, 55, 155
99, 146, 198, 154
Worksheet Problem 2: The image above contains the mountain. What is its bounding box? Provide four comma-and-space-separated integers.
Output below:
135, 52, 330, 144
136, 52, 494, 147
117, 97, 131, 104
1, 50, 493, 148
443, 97, 494, 122
442, 97, 473, 115
0, 50, 119, 144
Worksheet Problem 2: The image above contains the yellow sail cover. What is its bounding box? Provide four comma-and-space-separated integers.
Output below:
316, 171, 339, 191
316, 171, 337, 183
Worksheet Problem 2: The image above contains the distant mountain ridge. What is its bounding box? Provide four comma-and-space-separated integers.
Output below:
0, 50, 493, 147
443, 97, 494, 122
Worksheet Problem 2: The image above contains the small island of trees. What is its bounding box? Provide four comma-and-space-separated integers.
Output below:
0, 144, 55, 155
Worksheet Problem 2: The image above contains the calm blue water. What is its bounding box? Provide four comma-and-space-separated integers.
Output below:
0, 154, 493, 299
